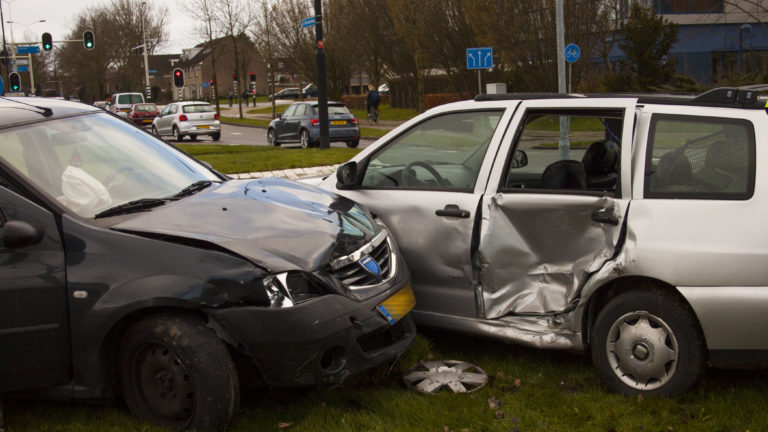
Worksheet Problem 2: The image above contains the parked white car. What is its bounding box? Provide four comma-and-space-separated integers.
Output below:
322, 87, 767, 396
152, 101, 221, 141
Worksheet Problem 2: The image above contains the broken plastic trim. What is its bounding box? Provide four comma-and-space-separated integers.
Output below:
264, 272, 328, 308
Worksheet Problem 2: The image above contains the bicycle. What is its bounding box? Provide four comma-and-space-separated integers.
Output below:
367, 105, 379, 125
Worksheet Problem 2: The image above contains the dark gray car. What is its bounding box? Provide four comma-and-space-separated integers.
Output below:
0, 97, 415, 431
268, 101, 361, 148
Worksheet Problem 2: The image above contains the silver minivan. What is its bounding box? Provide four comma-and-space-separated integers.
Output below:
322, 88, 767, 396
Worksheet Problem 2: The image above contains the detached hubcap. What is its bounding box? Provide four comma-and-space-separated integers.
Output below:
605, 311, 678, 391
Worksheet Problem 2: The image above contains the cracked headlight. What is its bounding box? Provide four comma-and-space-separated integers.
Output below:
264, 272, 328, 308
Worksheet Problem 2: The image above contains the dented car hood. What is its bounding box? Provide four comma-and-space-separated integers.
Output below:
113, 178, 378, 272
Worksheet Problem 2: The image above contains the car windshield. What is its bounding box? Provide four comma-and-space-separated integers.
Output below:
118, 94, 143, 104
182, 104, 214, 113
134, 104, 156, 112
0, 112, 220, 218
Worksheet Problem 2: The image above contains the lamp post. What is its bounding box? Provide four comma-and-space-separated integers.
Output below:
141, 1, 151, 101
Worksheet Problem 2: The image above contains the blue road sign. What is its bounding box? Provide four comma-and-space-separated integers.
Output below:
466, 47, 493, 70
0, 76, 4, 94
301, 16, 316, 28
565, 43, 581, 63
16, 66, 29, 72
17, 45, 40, 54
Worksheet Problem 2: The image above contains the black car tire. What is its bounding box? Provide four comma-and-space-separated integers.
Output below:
119, 312, 239, 431
151, 126, 159, 136
346, 140, 359, 148
267, 129, 279, 146
190, 135, 198, 141
212, 133, 221, 141
300, 129, 311, 149
590, 288, 706, 396
173, 127, 183, 142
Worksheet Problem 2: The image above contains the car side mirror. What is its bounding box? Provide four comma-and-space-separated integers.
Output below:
1, 220, 43, 249
336, 161, 359, 189
511, 150, 528, 169
277, 113, 283, 120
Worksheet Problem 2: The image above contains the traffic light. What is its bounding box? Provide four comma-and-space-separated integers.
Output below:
42, 32, 53, 51
9, 72, 20, 92
232, 73, 238, 81
173, 68, 184, 88
83, 30, 95, 50
209, 79, 214, 86
249, 72, 255, 82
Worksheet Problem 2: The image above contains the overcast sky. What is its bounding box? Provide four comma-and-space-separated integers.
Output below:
2, 0, 197, 54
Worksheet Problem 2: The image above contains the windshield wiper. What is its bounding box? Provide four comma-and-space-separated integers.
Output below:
94, 198, 168, 219
169, 180, 215, 199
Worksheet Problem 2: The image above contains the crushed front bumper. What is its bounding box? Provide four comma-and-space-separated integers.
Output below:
207, 282, 416, 387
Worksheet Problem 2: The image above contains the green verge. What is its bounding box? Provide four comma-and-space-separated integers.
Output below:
6, 330, 768, 431
176, 144, 360, 174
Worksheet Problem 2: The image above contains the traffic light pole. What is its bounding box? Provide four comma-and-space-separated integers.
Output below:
314, 0, 329, 149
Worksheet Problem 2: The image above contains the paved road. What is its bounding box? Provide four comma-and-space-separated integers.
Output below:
181, 123, 376, 148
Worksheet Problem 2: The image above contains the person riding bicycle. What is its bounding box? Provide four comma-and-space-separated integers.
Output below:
366, 84, 381, 124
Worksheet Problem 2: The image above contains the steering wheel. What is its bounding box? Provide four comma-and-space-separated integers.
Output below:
402, 161, 447, 187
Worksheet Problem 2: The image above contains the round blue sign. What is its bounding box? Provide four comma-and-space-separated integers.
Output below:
565, 43, 581, 63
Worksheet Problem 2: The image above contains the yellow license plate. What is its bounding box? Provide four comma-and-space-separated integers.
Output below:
376, 283, 415, 325
331, 120, 346, 125
120, 108, 129, 112
197, 125, 210, 129
143, 119, 152, 123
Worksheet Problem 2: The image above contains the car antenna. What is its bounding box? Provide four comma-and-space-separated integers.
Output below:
0, 96, 53, 117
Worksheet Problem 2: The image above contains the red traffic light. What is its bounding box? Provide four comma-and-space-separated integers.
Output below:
173, 68, 184, 88
249, 72, 255, 82
209, 79, 214, 85
232, 73, 238, 81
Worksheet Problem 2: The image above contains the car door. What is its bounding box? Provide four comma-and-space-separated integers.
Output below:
157, 104, 172, 135
0, 176, 71, 392
477, 98, 636, 318
277, 104, 298, 141
329, 105, 515, 318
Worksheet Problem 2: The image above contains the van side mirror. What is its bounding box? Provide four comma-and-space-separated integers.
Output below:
336, 161, 359, 189
1, 220, 43, 249
511, 150, 528, 169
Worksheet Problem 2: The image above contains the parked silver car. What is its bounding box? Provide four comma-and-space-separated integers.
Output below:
322, 87, 767, 396
152, 101, 221, 141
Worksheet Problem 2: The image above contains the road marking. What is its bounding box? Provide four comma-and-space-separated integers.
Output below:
230, 132, 243, 135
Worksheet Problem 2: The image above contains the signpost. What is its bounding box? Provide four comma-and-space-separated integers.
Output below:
466, 47, 493, 95
16, 45, 40, 55
564, 43, 580, 93
301, 16, 316, 28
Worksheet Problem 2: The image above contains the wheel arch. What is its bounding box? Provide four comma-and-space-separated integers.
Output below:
581, 275, 708, 354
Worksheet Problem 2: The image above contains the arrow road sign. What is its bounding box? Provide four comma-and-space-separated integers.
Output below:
16, 45, 40, 54
466, 47, 493, 70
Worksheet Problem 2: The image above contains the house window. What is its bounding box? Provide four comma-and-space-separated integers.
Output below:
654, 0, 723, 13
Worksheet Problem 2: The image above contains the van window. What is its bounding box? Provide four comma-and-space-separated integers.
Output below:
117, 94, 144, 104
644, 115, 755, 200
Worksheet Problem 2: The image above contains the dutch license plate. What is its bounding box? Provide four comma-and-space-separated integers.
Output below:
376, 283, 415, 325
197, 125, 210, 129
120, 108, 129, 112
331, 120, 346, 126
143, 119, 152, 123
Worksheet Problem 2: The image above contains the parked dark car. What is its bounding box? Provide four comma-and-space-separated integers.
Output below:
127, 102, 159, 128
0, 97, 415, 430
267, 101, 360, 148
302, 83, 318, 98
268, 87, 300, 101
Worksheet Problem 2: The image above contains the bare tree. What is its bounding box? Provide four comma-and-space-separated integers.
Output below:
182, 0, 224, 113
388, 0, 436, 112
215, 0, 253, 118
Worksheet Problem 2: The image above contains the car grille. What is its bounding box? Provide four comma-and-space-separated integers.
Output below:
329, 230, 396, 290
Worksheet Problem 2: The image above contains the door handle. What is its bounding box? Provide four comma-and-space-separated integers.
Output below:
591, 208, 619, 225
436, 204, 470, 218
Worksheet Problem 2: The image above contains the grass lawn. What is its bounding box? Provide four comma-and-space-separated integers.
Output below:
5, 329, 768, 431
176, 144, 360, 174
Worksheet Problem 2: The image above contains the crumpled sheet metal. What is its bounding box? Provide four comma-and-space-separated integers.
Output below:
476, 193, 621, 319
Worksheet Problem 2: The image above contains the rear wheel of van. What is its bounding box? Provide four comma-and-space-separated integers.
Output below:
346, 140, 359, 148
590, 288, 706, 396
119, 313, 239, 431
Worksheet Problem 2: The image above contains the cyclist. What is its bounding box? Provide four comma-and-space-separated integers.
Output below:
366, 84, 380, 125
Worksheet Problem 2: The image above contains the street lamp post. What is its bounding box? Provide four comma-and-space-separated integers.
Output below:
141, 1, 151, 101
